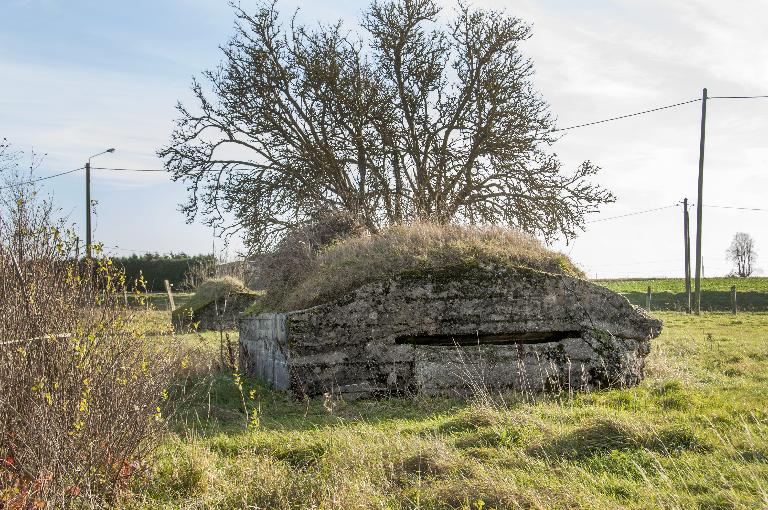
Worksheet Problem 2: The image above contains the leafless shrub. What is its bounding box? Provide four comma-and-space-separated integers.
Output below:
257, 211, 365, 308
0, 168, 178, 507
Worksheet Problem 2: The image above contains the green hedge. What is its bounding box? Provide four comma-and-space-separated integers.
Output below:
111, 253, 214, 292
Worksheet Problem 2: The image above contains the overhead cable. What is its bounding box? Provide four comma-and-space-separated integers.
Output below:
0, 167, 83, 190
586, 204, 678, 223
552, 99, 702, 132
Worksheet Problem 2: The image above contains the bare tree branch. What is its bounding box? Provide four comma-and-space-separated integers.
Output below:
158, 0, 614, 251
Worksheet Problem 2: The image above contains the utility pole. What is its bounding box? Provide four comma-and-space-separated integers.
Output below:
85, 160, 92, 259
84, 148, 116, 259
683, 198, 692, 313
694, 88, 707, 315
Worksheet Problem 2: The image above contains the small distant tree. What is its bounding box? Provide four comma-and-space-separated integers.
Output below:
726, 232, 756, 277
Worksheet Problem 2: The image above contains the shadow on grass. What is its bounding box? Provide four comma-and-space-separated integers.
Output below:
166, 373, 469, 434
528, 418, 711, 461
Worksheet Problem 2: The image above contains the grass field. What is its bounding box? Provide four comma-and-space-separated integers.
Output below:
134, 278, 768, 314
596, 277, 768, 312
122, 310, 768, 509
126, 292, 193, 311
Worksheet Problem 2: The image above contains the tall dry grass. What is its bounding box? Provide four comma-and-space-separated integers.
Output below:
258, 221, 583, 312
177, 276, 250, 314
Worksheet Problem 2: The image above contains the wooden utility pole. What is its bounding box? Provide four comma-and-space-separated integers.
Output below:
694, 88, 708, 315
683, 198, 692, 313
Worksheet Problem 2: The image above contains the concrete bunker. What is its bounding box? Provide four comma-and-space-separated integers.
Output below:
239, 266, 662, 398
173, 277, 260, 332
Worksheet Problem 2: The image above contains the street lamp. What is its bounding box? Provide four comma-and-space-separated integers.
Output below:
85, 148, 116, 258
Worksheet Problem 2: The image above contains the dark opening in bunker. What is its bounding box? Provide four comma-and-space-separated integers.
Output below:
395, 330, 583, 346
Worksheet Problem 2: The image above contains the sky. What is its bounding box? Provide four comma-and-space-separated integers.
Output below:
0, 0, 766, 277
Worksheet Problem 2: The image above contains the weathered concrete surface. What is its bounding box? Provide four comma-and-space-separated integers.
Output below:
239, 313, 290, 390
175, 293, 259, 332
239, 266, 662, 398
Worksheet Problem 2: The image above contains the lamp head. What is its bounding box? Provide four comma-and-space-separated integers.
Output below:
106, 148, 116, 153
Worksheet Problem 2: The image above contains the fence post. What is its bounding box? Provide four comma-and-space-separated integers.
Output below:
646, 285, 652, 311
164, 279, 176, 312
731, 285, 737, 315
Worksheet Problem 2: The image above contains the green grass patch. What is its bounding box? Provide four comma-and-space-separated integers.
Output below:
126, 292, 193, 311
123, 311, 768, 509
596, 277, 768, 311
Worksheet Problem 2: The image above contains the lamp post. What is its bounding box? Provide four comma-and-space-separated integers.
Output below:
85, 148, 116, 259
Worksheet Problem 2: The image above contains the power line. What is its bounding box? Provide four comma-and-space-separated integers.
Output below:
92, 167, 252, 173
586, 204, 677, 223
91, 167, 166, 172
0, 167, 84, 190
3, 93, 766, 189
552, 99, 702, 132
103, 245, 172, 255
710, 95, 768, 100
552, 93, 768, 132
586, 257, 681, 268
585, 201, 768, 226
104, 245, 149, 253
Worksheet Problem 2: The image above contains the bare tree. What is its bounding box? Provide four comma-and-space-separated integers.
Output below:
726, 232, 757, 277
159, 0, 614, 251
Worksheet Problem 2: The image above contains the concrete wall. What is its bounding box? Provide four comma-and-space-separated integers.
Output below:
412, 335, 648, 396
239, 266, 662, 399
239, 313, 290, 390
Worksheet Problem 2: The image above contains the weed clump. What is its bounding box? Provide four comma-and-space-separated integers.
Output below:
534, 419, 643, 461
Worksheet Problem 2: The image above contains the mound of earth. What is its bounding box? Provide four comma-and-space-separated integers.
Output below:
249, 222, 584, 315
173, 277, 261, 331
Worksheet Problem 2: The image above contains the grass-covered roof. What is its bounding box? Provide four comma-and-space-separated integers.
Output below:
250, 222, 583, 314
173, 277, 258, 318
